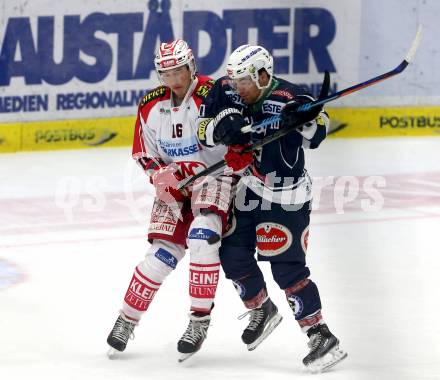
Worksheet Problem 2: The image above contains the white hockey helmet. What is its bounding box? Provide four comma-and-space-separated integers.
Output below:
226, 44, 273, 89
154, 39, 197, 77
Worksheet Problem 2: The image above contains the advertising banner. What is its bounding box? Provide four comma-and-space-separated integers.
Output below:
0, 0, 438, 152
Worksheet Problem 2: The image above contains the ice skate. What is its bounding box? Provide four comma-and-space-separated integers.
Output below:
302, 324, 347, 373
106, 314, 136, 358
239, 297, 283, 351
177, 313, 211, 362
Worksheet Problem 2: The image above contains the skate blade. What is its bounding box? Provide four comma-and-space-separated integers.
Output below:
178, 352, 197, 363
247, 313, 283, 351
304, 346, 347, 374
107, 347, 117, 359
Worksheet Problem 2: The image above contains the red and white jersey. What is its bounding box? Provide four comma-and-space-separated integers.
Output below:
132, 75, 226, 179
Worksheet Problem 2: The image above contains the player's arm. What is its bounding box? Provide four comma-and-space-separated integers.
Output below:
132, 103, 186, 200
280, 93, 329, 149
132, 104, 166, 178
197, 79, 250, 147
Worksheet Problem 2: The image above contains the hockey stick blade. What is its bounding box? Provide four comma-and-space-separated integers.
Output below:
405, 24, 423, 64
298, 25, 422, 112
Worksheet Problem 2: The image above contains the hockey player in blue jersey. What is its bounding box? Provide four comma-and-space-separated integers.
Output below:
196, 44, 347, 372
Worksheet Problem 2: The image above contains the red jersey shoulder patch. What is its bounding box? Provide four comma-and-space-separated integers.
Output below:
271, 89, 294, 101
194, 75, 215, 99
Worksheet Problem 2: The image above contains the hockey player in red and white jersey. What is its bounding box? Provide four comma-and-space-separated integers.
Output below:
107, 39, 236, 361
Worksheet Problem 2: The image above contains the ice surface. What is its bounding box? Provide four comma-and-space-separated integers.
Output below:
1, 137, 439, 380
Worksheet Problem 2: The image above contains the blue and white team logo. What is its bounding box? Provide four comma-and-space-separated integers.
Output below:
154, 248, 178, 269
287, 294, 304, 318
232, 280, 246, 299
188, 228, 216, 241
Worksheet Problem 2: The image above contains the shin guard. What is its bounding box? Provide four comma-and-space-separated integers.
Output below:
285, 279, 324, 332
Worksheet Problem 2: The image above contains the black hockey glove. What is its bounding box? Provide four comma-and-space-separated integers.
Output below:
212, 107, 251, 146
280, 95, 323, 129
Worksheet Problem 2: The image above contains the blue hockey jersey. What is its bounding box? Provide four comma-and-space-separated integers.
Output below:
197, 75, 329, 202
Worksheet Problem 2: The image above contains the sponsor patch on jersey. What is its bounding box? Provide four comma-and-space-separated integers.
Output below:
140, 87, 166, 106
159, 107, 171, 115
160, 144, 200, 157
0, 259, 26, 290
158, 138, 200, 157
272, 89, 294, 100
301, 226, 309, 254
262, 100, 285, 115
188, 228, 216, 241
315, 114, 326, 127
256, 222, 292, 256
154, 248, 178, 269
197, 118, 211, 141
287, 294, 304, 318
225, 90, 244, 106
195, 84, 210, 99
177, 161, 207, 177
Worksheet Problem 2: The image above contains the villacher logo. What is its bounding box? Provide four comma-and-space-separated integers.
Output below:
256, 222, 292, 256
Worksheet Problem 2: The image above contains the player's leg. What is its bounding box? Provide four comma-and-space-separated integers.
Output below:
107, 239, 185, 353
266, 201, 347, 372
272, 261, 347, 372
177, 210, 222, 357
220, 189, 282, 351
107, 199, 188, 355
187, 211, 223, 314
186, 174, 237, 315
177, 176, 236, 359
221, 245, 283, 351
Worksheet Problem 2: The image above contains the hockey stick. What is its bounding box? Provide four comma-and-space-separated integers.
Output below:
297, 24, 423, 112
177, 26, 422, 190
177, 72, 330, 190
242, 25, 422, 125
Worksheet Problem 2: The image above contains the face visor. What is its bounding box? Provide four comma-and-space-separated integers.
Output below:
230, 75, 256, 91
157, 65, 189, 85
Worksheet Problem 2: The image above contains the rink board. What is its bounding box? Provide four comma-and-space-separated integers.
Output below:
327, 106, 440, 138
0, 116, 135, 153
1, 0, 438, 153
0, 106, 439, 153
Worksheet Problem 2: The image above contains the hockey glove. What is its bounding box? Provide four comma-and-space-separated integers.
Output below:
224, 144, 253, 172
151, 164, 187, 203
280, 94, 323, 129
212, 107, 251, 146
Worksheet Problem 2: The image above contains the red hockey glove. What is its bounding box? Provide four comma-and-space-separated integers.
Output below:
224, 144, 253, 172
151, 164, 186, 203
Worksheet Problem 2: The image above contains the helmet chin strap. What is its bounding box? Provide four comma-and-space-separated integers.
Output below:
255, 76, 273, 102
172, 76, 197, 107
